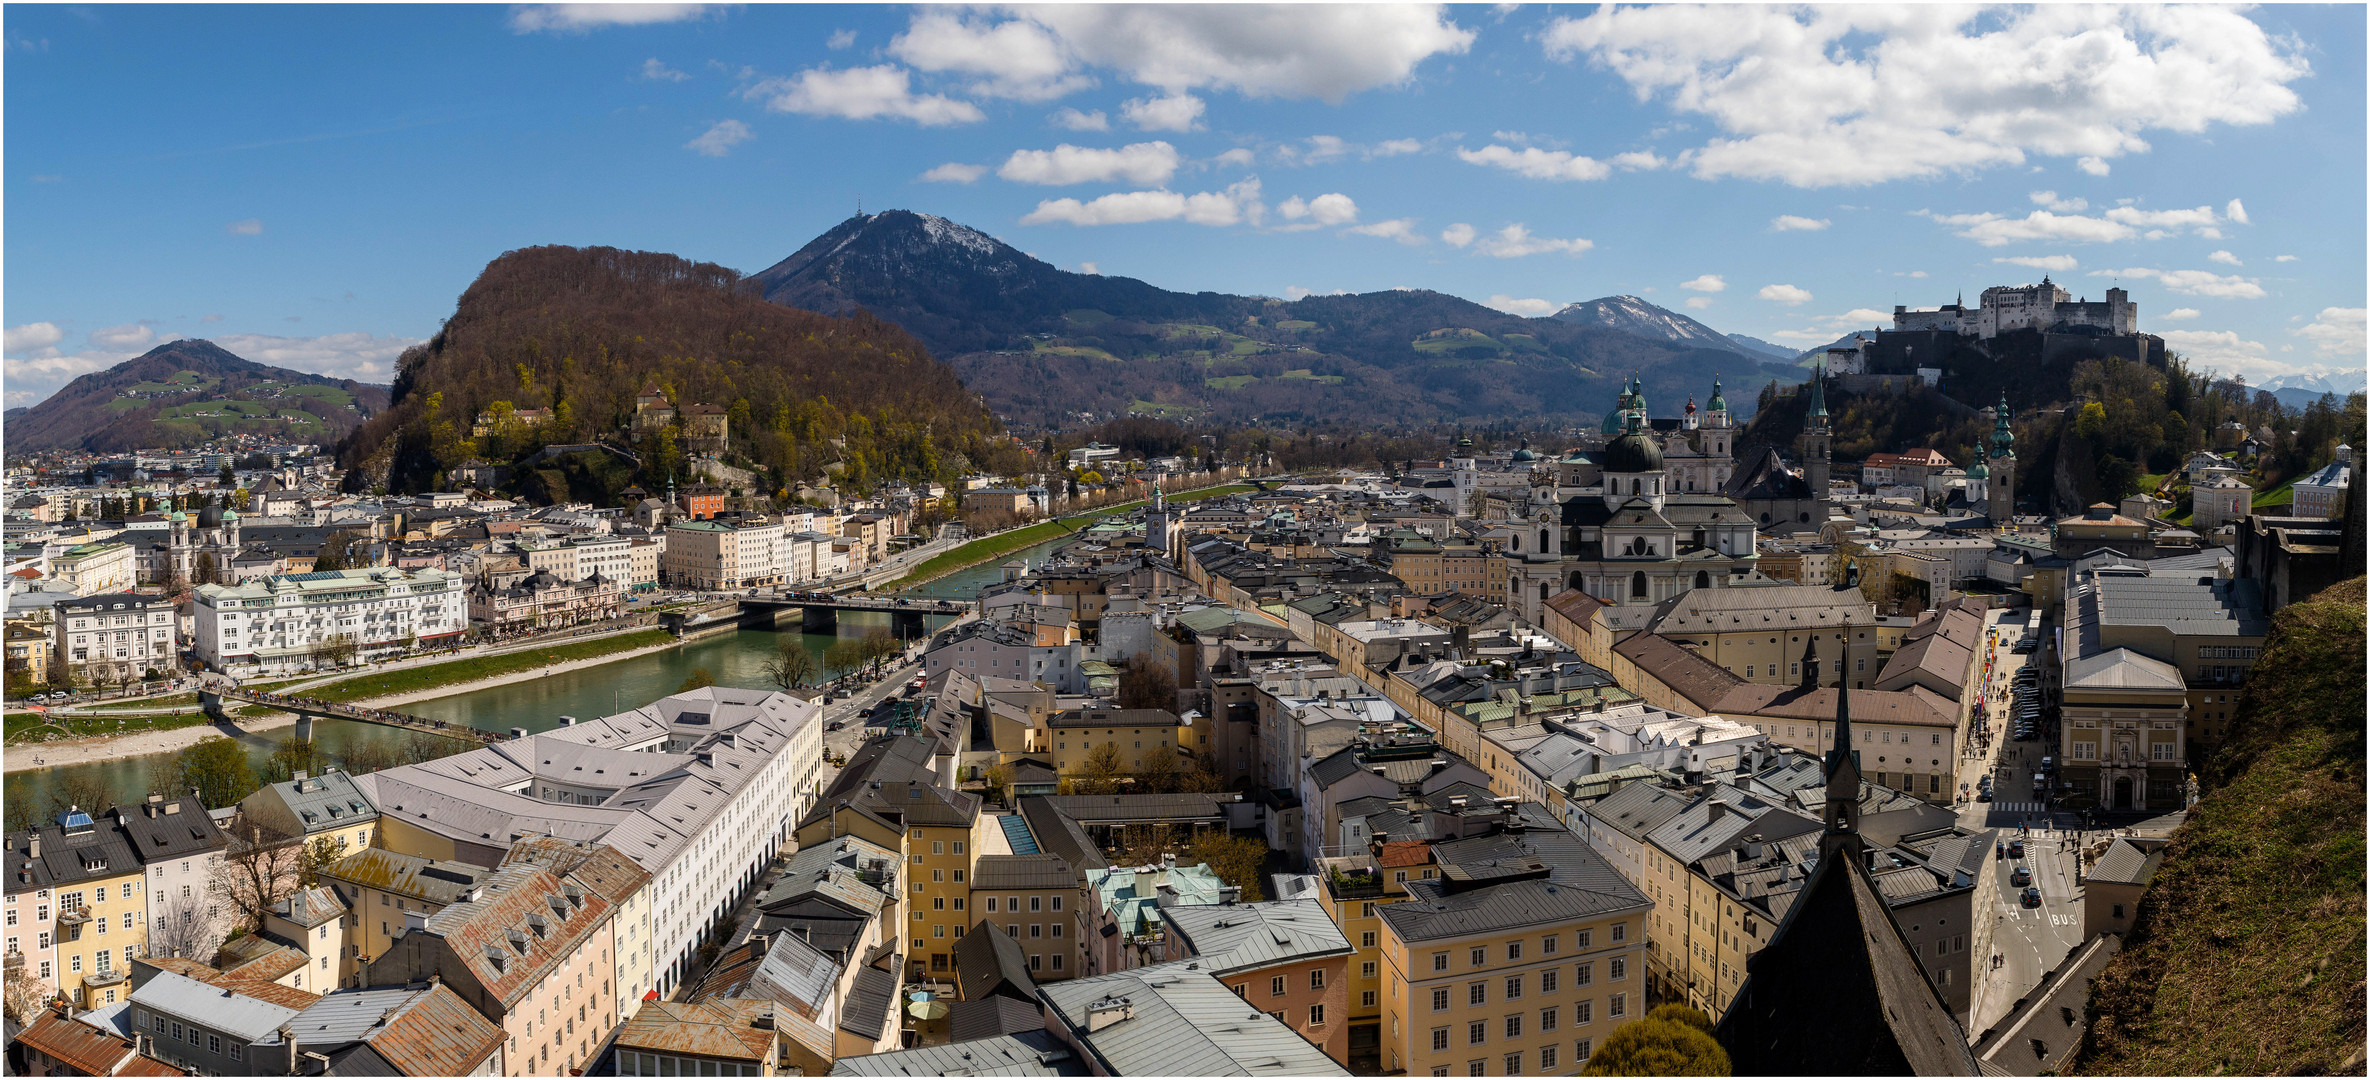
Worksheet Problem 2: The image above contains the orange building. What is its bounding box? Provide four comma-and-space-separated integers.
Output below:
1161, 898, 1355, 1065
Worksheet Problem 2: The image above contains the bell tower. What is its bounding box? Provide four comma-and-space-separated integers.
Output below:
1989, 391, 2017, 524
1798, 360, 1832, 498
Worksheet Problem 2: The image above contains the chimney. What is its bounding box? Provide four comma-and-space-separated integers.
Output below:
1706, 802, 1728, 823
282, 1027, 299, 1075
27, 835, 38, 858
1085, 996, 1136, 1033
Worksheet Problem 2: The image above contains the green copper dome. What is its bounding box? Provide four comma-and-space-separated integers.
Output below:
1706, 375, 1727, 413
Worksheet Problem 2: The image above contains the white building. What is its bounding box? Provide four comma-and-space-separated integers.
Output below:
664, 518, 784, 590
52, 594, 179, 680
192, 567, 468, 674
2292, 446, 2352, 519
354, 687, 825, 1001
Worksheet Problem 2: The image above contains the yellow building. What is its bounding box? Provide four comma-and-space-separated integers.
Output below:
318, 847, 493, 984
1375, 817, 1652, 1076
1316, 842, 1436, 1072
3, 809, 150, 1009
793, 735, 987, 980
1048, 707, 1192, 778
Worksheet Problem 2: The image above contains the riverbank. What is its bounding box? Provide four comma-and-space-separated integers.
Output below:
1, 628, 687, 774
879, 481, 1261, 592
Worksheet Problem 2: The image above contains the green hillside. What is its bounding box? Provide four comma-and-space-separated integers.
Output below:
2072, 576, 2366, 1075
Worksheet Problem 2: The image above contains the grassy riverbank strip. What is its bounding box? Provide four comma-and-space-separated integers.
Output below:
879, 482, 1261, 591
6, 709, 217, 745
298, 628, 678, 704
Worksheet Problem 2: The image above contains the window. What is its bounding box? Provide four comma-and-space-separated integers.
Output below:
1311, 969, 1326, 990
209, 1035, 221, 1054
1505, 1052, 1523, 1075
1470, 1061, 1487, 1076
1541, 1006, 1559, 1032
1434, 952, 1450, 972
228, 1044, 242, 1063
1540, 969, 1558, 995
1505, 975, 1523, 1000
1469, 1020, 1487, 1045
1540, 934, 1557, 956
71, 955, 82, 973
1505, 1014, 1523, 1039
1540, 1045, 1558, 1071
1310, 1003, 1326, 1026
932, 897, 945, 911
1577, 929, 1593, 949
1609, 993, 1627, 1019
1363, 961, 1377, 979
1363, 990, 1377, 1007
1362, 901, 1377, 918
1433, 1027, 1451, 1052
1051, 896, 1063, 911
1576, 1038, 1593, 1062
1362, 931, 1377, 949
1575, 963, 1592, 987
1470, 947, 1486, 967
952, 869, 966, 883
1611, 922, 1627, 943
952, 841, 965, 855
1029, 925, 1041, 939
1272, 975, 1287, 997
1051, 922, 1061, 938
1469, 982, 1487, 1006
2112, 904, 2126, 919
986, 897, 998, 912
1030, 896, 1042, 912
1432, 988, 1451, 1012
1577, 1001, 1593, 1025
1610, 957, 1627, 981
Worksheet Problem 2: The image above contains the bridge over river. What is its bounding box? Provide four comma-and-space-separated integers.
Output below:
201, 686, 511, 744
660, 593, 973, 638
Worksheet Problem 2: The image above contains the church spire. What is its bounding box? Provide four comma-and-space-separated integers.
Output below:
1807, 358, 1829, 420
1809, 632, 1861, 842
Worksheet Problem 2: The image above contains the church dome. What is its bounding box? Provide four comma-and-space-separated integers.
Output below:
197, 505, 225, 529
1966, 460, 1989, 479
1510, 448, 1538, 463
1602, 422, 1664, 474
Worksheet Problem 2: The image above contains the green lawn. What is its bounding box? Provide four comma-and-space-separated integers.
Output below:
5, 709, 214, 746
1278, 369, 1344, 384
1272, 320, 1318, 331
881, 483, 1260, 591
300, 629, 676, 703
2253, 478, 2297, 508
1412, 328, 1505, 354
1205, 375, 1258, 390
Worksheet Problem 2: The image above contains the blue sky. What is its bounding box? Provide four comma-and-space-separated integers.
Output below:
6, 3, 2363, 409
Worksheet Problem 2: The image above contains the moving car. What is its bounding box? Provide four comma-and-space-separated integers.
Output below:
2007, 839, 2025, 858
2021, 886, 2043, 908
2010, 865, 2032, 886
826, 721, 845, 731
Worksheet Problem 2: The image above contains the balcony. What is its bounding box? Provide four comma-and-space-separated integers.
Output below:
83, 965, 129, 989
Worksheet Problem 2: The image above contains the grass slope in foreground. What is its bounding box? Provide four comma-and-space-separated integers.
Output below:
2072, 576, 2366, 1076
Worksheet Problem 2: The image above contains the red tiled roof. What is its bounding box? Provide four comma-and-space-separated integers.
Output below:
17, 1010, 137, 1076
1377, 841, 1433, 868
365, 984, 508, 1077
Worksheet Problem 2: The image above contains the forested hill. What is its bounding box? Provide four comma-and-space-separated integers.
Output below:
6, 338, 389, 453
752, 210, 1797, 428
340, 245, 1009, 497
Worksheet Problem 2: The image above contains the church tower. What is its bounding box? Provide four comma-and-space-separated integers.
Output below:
1600, 412, 1667, 512
1966, 441, 1990, 519
1989, 391, 2017, 524
1703, 375, 1734, 460
1798, 360, 1833, 498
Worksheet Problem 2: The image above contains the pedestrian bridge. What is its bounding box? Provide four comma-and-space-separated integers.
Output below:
200, 686, 507, 744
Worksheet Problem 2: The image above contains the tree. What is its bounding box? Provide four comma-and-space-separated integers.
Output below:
260, 735, 325, 787
145, 889, 220, 961
763, 640, 820, 691
312, 530, 355, 573
983, 763, 1014, 807
338, 740, 399, 776
677, 667, 716, 693
211, 824, 304, 934
858, 627, 902, 671
3, 964, 50, 1026
301, 834, 351, 886
219, 463, 236, 488
44, 771, 114, 827
1065, 742, 1127, 795
176, 737, 255, 810
1186, 830, 1269, 903
823, 640, 867, 679
193, 551, 219, 586
1115, 656, 1178, 712
1581, 1005, 1731, 1076
1136, 743, 1181, 793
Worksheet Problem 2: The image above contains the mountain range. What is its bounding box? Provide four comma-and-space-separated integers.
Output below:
754, 210, 1799, 428
4, 339, 390, 453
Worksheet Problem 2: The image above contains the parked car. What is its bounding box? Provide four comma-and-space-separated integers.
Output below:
2021, 886, 2043, 908
1976, 789, 1993, 802
826, 721, 845, 731
2010, 865, 2032, 886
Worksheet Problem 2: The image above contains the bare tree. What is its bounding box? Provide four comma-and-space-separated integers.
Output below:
145, 890, 220, 961
44, 773, 115, 828
211, 825, 305, 934
3, 964, 50, 1026
763, 639, 820, 691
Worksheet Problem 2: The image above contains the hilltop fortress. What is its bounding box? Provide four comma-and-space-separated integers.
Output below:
1891, 278, 2138, 339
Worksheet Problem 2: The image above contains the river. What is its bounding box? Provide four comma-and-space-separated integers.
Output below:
2, 533, 1084, 821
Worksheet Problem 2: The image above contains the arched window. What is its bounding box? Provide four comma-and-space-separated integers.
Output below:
1630, 571, 1649, 599
1538, 582, 1549, 602
1695, 570, 1711, 590
1510, 535, 1520, 553
1568, 571, 1587, 591
1631, 478, 1642, 495
1692, 529, 1706, 549
1539, 528, 1550, 552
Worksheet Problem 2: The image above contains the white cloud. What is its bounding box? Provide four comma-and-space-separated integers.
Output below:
510, 4, 714, 33
1120, 93, 1205, 132
2091, 267, 2266, 300
2163, 308, 2201, 321
2102, 204, 2219, 231
641, 57, 688, 82
226, 218, 264, 236
1456, 144, 1609, 181
1013, 5, 1474, 103
999, 142, 1181, 186
1541, 6, 2309, 187
744, 65, 984, 126
888, 12, 1092, 101
1080, 262, 1098, 275
1372, 138, 1423, 157
1284, 286, 1314, 301
1610, 150, 1667, 170
1994, 255, 2078, 272
1924, 210, 2132, 247
1770, 215, 1830, 232
1295, 135, 1351, 165
1211, 148, 1256, 168
2274, 254, 2299, 263
1759, 284, 1814, 305
2294, 308, 2366, 360
1679, 274, 1726, 293
1279, 193, 1359, 226
2208, 250, 2242, 266
4, 322, 64, 354
1050, 108, 1110, 132
1492, 130, 1535, 145
1472, 224, 1592, 258
88, 323, 156, 350
201, 314, 224, 323
1439, 223, 1476, 248
827, 29, 856, 50
1346, 218, 1423, 245
212, 331, 420, 383
1020, 177, 1264, 228
2029, 190, 2087, 212
685, 119, 752, 157
2160, 329, 2272, 377
1683, 296, 1715, 310
1484, 295, 1559, 317
920, 162, 989, 184
2077, 156, 2112, 176
1905, 270, 1929, 278
2225, 198, 2250, 225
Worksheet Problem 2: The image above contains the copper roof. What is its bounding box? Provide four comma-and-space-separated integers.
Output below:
419, 865, 613, 1009
1375, 840, 1433, 868
215, 976, 325, 1010
361, 983, 510, 1076
17, 1010, 138, 1075
613, 999, 776, 1063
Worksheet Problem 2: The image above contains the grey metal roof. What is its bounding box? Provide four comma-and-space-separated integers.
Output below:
1587, 780, 1694, 842
1160, 899, 1352, 975
1040, 964, 1351, 1077
2088, 839, 2168, 886
842, 963, 900, 1041
286, 987, 431, 1047
829, 1029, 1087, 1077
955, 918, 1038, 1004
973, 853, 1077, 891
947, 997, 1055, 1044
1381, 828, 1651, 943
133, 970, 304, 1042
262, 769, 381, 835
